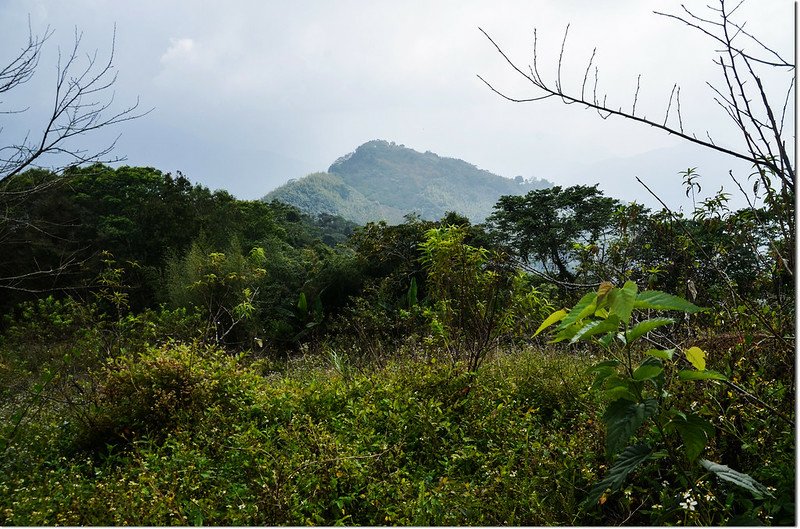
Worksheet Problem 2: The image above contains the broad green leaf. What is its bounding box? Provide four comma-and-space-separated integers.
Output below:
533, 308, 568, 337
601, 375, 639, 401
699, 459, 774, 499
570, 315, 620, 343
550, 321, 583, 343
607, 281, 638, 325
597, 331, 616, 348
626, 317, 674, 344
633, 362, 663, 381
678, 370, 727, 381
674, 414, 714, 461
603, 398, 659, 456
588, 360, 620, 390
685, 346, 706, 371
603, 384, 639, 402
558, 292, 598, 330
587, 359, 621, 372
644, 348, 675, 360
583, 444, 652, 508
634, 290, 704, 313
640, 357, 666, 390
590, 368, 616, 391
591, 371, 614, 391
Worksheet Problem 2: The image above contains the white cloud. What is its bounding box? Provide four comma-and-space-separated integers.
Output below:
160, 37, 198, 65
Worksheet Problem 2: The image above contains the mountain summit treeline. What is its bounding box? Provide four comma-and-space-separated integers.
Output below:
264, 140, 551, 224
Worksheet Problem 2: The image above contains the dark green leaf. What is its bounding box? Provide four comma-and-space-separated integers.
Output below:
699, 459, 774, 499
603, 384, 639, 402
588, 360, 621, 372
674, 414, 714, 461
583, 444, 652, 508
588, 360, 620, 391
591, 370, 614, 391
407, 277, 418, 307
632, 361, 663, 381
603, 398, 659, 456
597, 331, 616, 348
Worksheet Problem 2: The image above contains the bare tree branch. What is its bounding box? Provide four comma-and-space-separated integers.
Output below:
0, 24, 150, 188
477, 0, 794, 197
635, 176, 789, 346
0, 21, 149, 293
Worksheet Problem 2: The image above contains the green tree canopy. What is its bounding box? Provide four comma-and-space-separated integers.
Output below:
489, 185, 619, 284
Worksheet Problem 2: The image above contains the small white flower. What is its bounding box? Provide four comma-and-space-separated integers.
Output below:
679, 490, 698, 511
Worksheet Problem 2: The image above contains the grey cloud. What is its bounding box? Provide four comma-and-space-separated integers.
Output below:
0, 0, 793, 207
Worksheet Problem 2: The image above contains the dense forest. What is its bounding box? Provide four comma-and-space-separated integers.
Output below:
0, 160, 793, 525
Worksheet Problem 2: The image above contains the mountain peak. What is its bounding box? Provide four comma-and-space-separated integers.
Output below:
266, 141, 552, 225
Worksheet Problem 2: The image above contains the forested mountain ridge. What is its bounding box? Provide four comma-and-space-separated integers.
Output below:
264, 140, 552, 224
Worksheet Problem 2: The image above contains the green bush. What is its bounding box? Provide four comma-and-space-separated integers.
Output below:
0, 344, 608, 526
73, 343, 255, 451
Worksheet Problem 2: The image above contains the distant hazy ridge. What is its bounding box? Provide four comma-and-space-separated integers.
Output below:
263, 140, 551, 224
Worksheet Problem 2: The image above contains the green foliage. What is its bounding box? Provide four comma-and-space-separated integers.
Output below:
537, 280, 785, 523
166, 242, 267, 347
501, 272, 555, 340
419, 225, 513, 372
75, 342, 253, 450
266, 140, 552, 224
0, 165, 358, 325
585, 444, 652, 507
0, 334, 605, 526
489, 184, 620, 284
265, 172, 397, 225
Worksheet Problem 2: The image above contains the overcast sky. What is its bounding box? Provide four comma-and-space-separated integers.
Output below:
0, 0, 794, 211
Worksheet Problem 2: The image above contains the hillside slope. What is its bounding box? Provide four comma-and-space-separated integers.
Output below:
264, 140, 551, 224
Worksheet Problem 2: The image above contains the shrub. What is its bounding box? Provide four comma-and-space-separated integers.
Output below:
72, 343, 254, 451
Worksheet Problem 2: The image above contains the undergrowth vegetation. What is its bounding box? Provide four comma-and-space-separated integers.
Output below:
1, 314, 604, 525
0, 259, 793, 525
0, 163, 794, 525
